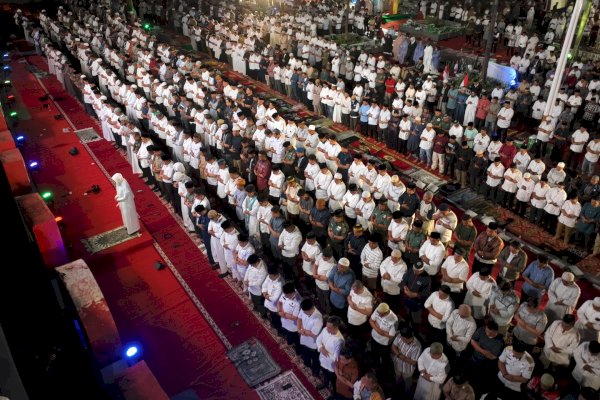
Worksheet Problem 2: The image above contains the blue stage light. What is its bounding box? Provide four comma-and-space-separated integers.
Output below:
123, 342, 143, 364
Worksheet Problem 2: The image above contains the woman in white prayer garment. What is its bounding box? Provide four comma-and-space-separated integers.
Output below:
112, 173, 140, 235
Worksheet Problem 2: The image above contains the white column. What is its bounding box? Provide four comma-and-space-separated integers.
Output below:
542, 0, 585, 117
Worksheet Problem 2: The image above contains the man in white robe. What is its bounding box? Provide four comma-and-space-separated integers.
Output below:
541, 315, 580, 368
545, 272, 581, 323
414, 342, 449, 400
572, 340, 600, 390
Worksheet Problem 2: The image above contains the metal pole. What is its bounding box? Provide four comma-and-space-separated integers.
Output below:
542, 0, 585, 117
573, 0, 591, 58
481, 0, 498, 84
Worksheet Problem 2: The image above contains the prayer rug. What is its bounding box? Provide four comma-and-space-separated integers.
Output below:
576, 255, 600, 285
256, 371, 313, 400
75, 127, 102, 143
227, 338, 281, 387
81, 226, 141, 254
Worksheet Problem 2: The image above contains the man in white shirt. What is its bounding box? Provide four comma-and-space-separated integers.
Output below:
298, 298, 324, 375
542, 181, 567, 234
440, 248, 469, 304
569, 126, 590, 171
555, 194, 581, 245
419, 232, 446, 276
347, 280, 373, 338
432, 203, 457, 245
445, 304, 476, 355
496, 101, 514, 141
279, 222, 303, 280
370, 302, 399, 368
497, 342, 535, 394
244, 254, 267, 316
262, 266, 283, 332
316, 316, 345, 391
278, 282, 302, 351
380, 249, 407, 309
482, 157, 506, 202
424, 285, 454, 344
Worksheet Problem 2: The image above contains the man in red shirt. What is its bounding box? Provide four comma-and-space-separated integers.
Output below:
384, 76, 396, 107
475, 95, 490, 129
499, 138, 518, 169
431, 131, 449, 174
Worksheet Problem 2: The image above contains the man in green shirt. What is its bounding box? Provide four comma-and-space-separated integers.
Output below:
403, 219, 427, 266
370, 201, 392, 238
328, 209, 350, 258
431, 109, 444, 130
440, 114, 452, 132
452, 214, 477, 256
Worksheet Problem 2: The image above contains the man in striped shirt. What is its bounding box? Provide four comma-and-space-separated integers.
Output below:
392, 327, 422, 395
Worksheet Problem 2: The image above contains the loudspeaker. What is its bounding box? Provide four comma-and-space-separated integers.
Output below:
85, 184, 101, 194
154, 261, 166, 271
68, 147, 79, 155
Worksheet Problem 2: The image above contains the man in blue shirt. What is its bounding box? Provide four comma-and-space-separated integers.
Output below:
359, 99, 371, 135
328, 257, 356, 318
521, 255, 554, 302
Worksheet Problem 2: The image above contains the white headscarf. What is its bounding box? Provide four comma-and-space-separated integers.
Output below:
112, 173, 125, 184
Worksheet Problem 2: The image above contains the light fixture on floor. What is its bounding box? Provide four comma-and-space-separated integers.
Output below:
15, 135, 24, 146
28, 160, 40, 171
122, 342, 143, 365
41, 191, 53, 201
154, 261, 166, 270
68, 146, 79, 156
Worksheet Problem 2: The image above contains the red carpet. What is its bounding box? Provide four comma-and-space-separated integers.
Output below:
18, 56, 324, 398
11, 58, 259, 399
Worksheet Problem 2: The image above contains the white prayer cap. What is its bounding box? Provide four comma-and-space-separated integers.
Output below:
96, 58, 102, 62
557, 162, 565, 168
308, 125, 316, 130
100, 95, 107, 100
179, 55, 185, 59
115, 80, 121, 85
391, 249, 402, 258
334, 173, 342, 179
232, 124, 240, 131
338, 258, 350, 267
523, 172, 531, 179
220, 124, 228, 130
562, 272, 575, 282
153, 79, 159, 83
594, 297, 600, 307
256, 119, 265, 125
203, 110, 209, 114
80, 74, 86, 78
362, 191, 371, 199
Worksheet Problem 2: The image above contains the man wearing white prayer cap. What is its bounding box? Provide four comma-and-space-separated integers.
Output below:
545, 271, 580, 323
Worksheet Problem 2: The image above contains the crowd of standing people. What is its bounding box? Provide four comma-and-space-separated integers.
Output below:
14, 0, 600, 399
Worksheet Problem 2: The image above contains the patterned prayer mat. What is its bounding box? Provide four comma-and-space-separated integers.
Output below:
576, 255, 600, 285
75, 127, 102, 143
81, 226, 141, 254
256, 371, 314, 400
227, 338, 281, 387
